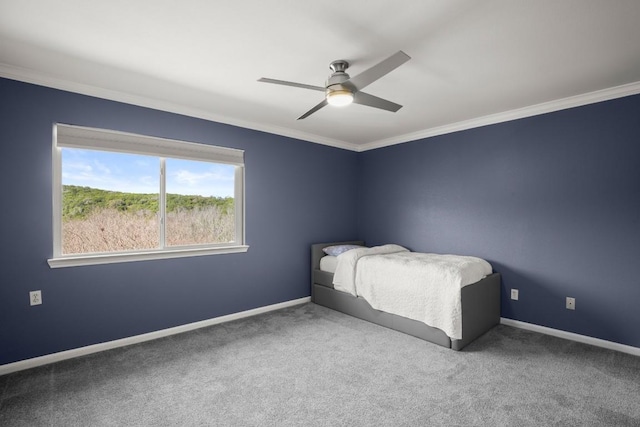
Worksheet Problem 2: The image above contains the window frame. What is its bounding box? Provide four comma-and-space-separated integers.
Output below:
48, 124, 248, 268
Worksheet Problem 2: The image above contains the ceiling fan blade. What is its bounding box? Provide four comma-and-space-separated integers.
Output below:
346, 51, 411, 91
297, 99, 328, 120
353, 91, 402, 112
258, 78, 325, 92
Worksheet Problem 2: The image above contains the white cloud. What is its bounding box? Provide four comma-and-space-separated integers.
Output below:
63, 161, 93, 174
93, 160, 111, 175
168, 169, 234, 197
172, 169, 232, 185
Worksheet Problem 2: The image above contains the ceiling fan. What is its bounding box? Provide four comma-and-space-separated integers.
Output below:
258, 51, 411, 120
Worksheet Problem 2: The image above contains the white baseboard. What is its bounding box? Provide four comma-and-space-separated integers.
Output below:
0, 297, 311, 376
500, 318, 640, 357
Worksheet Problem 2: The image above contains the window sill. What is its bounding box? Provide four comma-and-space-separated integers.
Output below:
47, 245, 250, 268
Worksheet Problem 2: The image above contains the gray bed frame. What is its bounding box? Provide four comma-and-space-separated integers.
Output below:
311, 241, 501, 350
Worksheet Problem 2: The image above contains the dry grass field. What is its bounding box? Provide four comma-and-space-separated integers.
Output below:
62, 207, 234, 254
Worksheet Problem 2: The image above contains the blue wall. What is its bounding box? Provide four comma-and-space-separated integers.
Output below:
2, 76, 639, 366
0, 78, 359, 365
358, 94, 640, 348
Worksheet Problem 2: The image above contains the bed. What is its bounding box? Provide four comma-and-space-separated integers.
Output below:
311, 241, 501, 350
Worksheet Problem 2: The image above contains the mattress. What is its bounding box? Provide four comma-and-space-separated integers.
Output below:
332, 244, 492, 340
319, 255, 338, 273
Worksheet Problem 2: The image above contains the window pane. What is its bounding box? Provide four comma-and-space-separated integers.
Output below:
165, 158, 235, 246
61, 148, 160, 254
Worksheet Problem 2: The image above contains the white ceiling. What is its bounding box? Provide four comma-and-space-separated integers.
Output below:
2, 0, 640, 151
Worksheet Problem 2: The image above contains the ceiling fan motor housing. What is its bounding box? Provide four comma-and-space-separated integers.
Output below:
326, 60, 354, 96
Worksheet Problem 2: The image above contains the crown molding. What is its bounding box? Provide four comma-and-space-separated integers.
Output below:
2, 62, 639, 153
0, 62, 358, 152
357, 80, 640, 152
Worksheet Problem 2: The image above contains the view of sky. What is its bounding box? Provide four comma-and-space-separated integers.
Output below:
61, 148, 235, 198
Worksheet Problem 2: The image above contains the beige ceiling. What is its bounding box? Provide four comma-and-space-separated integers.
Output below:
1, 0, 640, 151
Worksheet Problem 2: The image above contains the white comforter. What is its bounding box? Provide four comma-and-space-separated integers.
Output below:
332, 245, 492, 340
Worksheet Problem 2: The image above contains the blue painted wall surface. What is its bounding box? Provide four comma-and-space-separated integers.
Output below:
358, 95, 640, 347
0, 78, 358, 365
2, 76, 639, 365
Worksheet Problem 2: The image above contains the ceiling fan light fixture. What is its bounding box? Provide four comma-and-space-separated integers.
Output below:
259, 51, 410, 119
326, 89, 354, 107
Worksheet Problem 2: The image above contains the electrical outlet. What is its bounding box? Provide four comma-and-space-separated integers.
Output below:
566, 297, 575, 310
30, 290, 42, 306
510, 289, 519, 300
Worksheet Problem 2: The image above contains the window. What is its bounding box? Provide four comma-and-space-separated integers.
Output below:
48, 124, 247, 268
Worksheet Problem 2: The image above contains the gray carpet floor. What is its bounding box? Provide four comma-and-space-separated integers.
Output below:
1, 303, 639, 426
